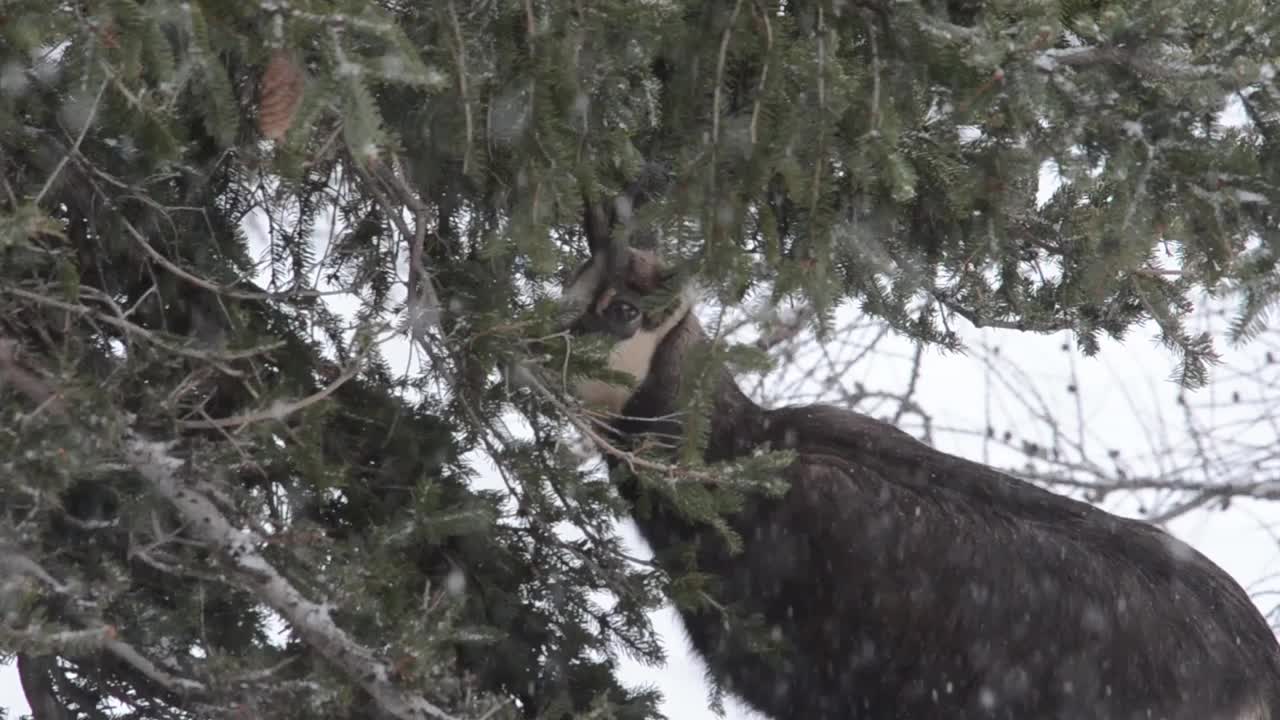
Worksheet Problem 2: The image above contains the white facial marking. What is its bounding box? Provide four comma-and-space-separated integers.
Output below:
574, 291, 691, 414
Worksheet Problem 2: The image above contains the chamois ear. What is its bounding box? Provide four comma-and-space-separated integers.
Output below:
582, 191, 613, 257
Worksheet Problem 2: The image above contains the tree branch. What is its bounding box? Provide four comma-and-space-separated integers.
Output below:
3, 549, 209, 700
0, 335, 462, 720
122, 438, 461, 720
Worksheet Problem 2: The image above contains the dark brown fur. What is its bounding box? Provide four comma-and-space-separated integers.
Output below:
586, 291, 1280, 720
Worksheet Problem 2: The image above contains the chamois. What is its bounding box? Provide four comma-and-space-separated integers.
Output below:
551, 192, 1280, 720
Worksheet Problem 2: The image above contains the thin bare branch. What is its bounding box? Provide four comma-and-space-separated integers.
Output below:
177, 348, 367, 430
35, 80, 108, 206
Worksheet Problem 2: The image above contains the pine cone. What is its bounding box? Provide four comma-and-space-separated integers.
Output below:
257, 50, 304, 141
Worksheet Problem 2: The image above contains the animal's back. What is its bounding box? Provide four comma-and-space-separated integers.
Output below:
658, 403, 1280, 720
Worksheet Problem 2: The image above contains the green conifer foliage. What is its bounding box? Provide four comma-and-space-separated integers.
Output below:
1, 0, 1278, 718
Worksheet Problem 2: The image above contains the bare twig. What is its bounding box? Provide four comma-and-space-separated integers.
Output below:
447, 1, 474, 175
890, 341, 925, 427
754, 304, 816, 352
35, 81, 108, 206
176, 347, 368, 430
354, 156, 458, 396
365, 159, 446, 345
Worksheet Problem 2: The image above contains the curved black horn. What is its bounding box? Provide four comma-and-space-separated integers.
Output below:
583, 191, 614, 257
582, 162, 670, 268
582, 191, 631, 279
621, 161, 671, 250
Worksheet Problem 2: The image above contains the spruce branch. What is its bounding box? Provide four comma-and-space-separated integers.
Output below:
1, 286, 282, 375
0, 336, 464, 720
123, 438, 462, 720
1, 548, 209, 699
9, 1, 1280, 715
1035, 45, 1218, 81
932, 290, 1074, 333
120, 210, 329, 302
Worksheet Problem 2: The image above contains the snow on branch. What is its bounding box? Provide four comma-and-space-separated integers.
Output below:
1033, 44, 1217, 81
0, 331, 463, 719
121, 437, 461, 720
1, 548, 210, 698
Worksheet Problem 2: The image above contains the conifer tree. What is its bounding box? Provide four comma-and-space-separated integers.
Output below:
1, 1, 1278, 718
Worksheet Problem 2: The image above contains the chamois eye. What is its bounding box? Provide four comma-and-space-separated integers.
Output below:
606, 299, 640, 323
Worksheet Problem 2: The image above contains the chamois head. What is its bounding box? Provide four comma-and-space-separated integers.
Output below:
557, 193, 693, 415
